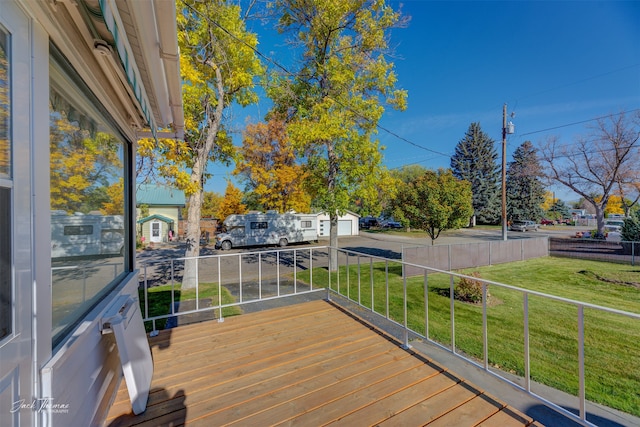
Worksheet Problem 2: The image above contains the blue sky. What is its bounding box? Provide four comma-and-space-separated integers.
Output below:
206, 0, 640, 203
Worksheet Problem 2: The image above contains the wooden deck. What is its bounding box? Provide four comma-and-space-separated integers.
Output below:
105, 300, 542, 426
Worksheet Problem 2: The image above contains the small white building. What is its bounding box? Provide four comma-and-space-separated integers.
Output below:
316, 211, 361, 237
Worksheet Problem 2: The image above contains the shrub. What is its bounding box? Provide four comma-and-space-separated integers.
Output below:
621, 211, 640, 242
454, 271, 488, 303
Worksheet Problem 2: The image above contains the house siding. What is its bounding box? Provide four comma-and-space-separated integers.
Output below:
0, 0, 182, 425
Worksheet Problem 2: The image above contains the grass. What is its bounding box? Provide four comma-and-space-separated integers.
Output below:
139, 283, 241, 331
297, 256, 640, 417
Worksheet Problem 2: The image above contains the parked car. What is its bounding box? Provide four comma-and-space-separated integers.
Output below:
509, 220, 539, 232
381, 219, 403, 229
604, 219, 624, 232
359, 216, 379, 229
540, 219, 555, 226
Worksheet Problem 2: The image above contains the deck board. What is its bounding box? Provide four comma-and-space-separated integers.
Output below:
105, 300, 540, 427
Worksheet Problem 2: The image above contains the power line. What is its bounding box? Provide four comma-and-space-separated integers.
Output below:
519, 109, 640, 137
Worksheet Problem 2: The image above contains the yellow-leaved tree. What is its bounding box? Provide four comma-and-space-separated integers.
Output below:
270, 0, 408, 269
101, 178, 124, 215
541, 191, 556, 212
50, 115, 122, 214
138, 0, 263, 288
218, 182, 247, 221
234, 116, 311, 213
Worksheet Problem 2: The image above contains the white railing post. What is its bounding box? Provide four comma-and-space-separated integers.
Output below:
309, 248, 313, 291
335, 248, 339, 297
385, 261, 389, 319
82, 266, 87, 303
294, 249, 297, 293
357, 255, 361, 305
346, 253, 350, 299
239, 253, 243, 303
402, 263, 410, 349
143, 265, 149, 320
524, 293, 530, 391
483, 283, 488, 370
578, 305, 586, 421
450, 275, 455, 353
277, 251, 280, 297
424, 270, 429, 340
195, 257, 200, 311
217, 256, 224, 322
258, 252, 262, 299
370, 258, 374, 313
170, 260, 175, 314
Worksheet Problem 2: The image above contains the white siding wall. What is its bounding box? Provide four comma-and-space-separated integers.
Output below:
41, 276, 139, 426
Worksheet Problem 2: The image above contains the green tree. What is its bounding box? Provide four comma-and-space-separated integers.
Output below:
621, 209, 640, 243
202, 191, 223, 219
270, 0, 407, 268
548, 199, 570, 220
390, 164, 429, 184
391, 169, 473, 245
140, 1, 263, 288
380, 164, 428, 218
506, 141, 546, 221
450, 123, 501, 225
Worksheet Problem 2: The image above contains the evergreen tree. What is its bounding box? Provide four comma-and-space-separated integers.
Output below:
450, 123, 501, 224
548, 199, 570, 220
506, 141, 546, 220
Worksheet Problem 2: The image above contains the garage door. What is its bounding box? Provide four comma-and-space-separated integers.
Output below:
338, 220, 352, 236
319, 220, 353, 236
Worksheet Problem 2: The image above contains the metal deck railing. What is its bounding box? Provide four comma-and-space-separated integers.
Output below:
137, 245, 640, 427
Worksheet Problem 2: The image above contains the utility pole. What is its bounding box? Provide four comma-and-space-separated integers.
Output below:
502, 104, 508, 241
501, 104, 514, 240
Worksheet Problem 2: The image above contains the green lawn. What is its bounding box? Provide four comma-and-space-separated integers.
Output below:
139, 283, 241, 331
299, 256, 640, 417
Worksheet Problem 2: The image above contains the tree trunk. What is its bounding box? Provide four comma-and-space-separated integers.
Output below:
182, 171, 203, 289
329, 212, 339, 271
595, 204, 606, 235
181, 61, 224, 289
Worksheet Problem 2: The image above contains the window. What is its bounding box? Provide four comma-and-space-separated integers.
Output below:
250, 222, 268, 230
0, 26, 11, 342
63, 225, 93, 236
50, 45, 130, 347
301, 221, 312, 228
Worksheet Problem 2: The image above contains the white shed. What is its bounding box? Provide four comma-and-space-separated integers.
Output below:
316, 211, 360, 237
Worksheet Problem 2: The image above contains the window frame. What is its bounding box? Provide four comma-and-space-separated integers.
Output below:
49, 43, 134, 348
0, 23, 12, 345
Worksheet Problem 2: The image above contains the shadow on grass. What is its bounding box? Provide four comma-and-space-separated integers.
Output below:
139, 283, 241, 332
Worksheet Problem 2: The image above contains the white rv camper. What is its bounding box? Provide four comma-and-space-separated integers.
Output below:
215, 212, 318, 250
51, 212, 125, 258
